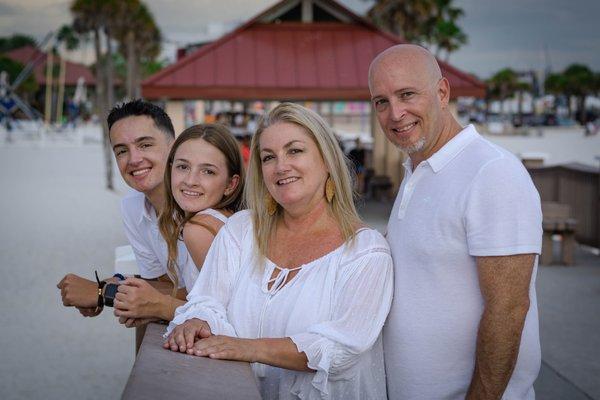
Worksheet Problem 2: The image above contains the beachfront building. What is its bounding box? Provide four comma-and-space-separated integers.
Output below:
142, 0, 485, 190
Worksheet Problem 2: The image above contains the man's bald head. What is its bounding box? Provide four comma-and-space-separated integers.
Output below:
368, 44, 459, 163
369, 44, 442, 90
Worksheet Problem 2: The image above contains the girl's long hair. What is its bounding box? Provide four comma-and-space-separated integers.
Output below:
158, 124, 244, 293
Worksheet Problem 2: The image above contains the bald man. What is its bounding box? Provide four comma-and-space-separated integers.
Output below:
369, 45, 542, 400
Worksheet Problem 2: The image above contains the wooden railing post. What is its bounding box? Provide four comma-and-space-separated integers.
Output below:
122, 323, 261, 400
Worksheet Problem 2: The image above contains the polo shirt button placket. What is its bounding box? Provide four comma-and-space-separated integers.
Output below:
398, 183, 410, 219
397, 204, 406, 219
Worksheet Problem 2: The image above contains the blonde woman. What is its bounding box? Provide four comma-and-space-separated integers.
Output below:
114, 124, 243, 324
164, 103, 393, 399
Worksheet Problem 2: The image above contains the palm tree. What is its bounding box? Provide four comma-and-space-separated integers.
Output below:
487, 68, 520, 117
544, 72, 568, 114
563, 64, 594, 124
594, 73, 600, 97
367, 0, 436, 43
546, 65, 596, 124
112, 1, 161, 99
54, 25, 81, 123
514, 80, 532, 124
71, 0, 116, 190
131, 6, 161, 97
0, 34, 36, 53
56, 25, 80, 52
367, 0, 467, 59
429, 0, 467, 61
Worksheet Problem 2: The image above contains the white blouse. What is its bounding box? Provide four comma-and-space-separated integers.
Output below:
178, 208, 229, 293
166, 210, 393, 400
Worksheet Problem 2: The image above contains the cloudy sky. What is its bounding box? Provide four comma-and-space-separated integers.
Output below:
0, 0, 598, 78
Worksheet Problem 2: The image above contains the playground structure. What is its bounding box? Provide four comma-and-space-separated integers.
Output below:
1, 32, 93, 143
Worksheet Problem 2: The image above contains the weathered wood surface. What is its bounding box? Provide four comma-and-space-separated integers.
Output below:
122, 323, 261, 400
529, 164, 599, 248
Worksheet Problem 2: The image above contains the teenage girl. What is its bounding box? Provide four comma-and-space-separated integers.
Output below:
113, 124, 244, 326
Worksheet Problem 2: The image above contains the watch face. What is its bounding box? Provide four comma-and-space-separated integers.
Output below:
104, 283, 119, 307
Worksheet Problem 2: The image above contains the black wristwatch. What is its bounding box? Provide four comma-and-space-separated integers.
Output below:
103, 283, 119, 307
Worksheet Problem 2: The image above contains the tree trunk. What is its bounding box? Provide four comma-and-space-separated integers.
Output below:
517, 91, 523, 120
94, 27, 113, 191
93, 29, 104, 113
578, 95, 586, 125
126, 30, 135, 99
566, 95, 573, 120
104, 27, 115, 108
133, 58, 141, 99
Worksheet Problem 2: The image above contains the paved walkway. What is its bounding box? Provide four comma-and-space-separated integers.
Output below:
0, 141, 598, 399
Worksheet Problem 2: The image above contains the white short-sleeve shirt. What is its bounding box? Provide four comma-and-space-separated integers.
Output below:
384, 125, 542, 400
120, 190, 189, 288
167, 210, 394, 400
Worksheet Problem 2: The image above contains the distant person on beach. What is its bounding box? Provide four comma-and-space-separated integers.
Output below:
113, 124, 244, 325
163, 103, 393, 399
347, 138, 366, 193
369, 45, 542, 400
57, 100, 189, 323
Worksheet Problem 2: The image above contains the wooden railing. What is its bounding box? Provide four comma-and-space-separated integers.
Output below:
528, 163, 600, 248
122, 323, 261, 400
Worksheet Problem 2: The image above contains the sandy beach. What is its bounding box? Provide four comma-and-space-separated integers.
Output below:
0, 139, 134, 400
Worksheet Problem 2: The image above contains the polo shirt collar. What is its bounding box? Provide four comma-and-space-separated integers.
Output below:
426, 124, 479, 173
402, 155, 413, 172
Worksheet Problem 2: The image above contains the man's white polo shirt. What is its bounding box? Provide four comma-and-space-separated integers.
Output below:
121, 190, 187, 285
384, 125, 542, 400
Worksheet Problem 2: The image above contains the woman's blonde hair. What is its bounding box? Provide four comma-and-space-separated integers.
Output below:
158, 124, 244, 293
245, 102, 361, 258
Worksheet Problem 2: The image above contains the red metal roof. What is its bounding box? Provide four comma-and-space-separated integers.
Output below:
143, 2, 485, 100
5, 46, 96, 86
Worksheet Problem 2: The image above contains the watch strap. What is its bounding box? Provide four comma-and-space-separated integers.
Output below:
103, 283, 119, 307
94, 270, 106, 312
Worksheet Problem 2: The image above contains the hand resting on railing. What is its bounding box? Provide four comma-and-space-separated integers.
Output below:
163, 318, 312, 372
163, 318, 212, 353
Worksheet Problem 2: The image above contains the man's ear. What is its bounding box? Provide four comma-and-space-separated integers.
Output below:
438, 77, 451, 108
224, 174, 240, 196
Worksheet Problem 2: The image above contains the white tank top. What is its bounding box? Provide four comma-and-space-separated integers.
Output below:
194, 208, 228, 224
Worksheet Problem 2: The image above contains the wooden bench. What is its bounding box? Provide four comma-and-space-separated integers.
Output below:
541, 202, 577, 265
122, 323, 261, 400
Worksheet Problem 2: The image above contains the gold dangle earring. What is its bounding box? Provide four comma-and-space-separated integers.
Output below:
325, 176, 335, 203
265, 192, 278, 216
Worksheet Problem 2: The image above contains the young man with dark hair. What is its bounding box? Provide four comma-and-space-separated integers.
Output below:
58, 100, 188, 324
